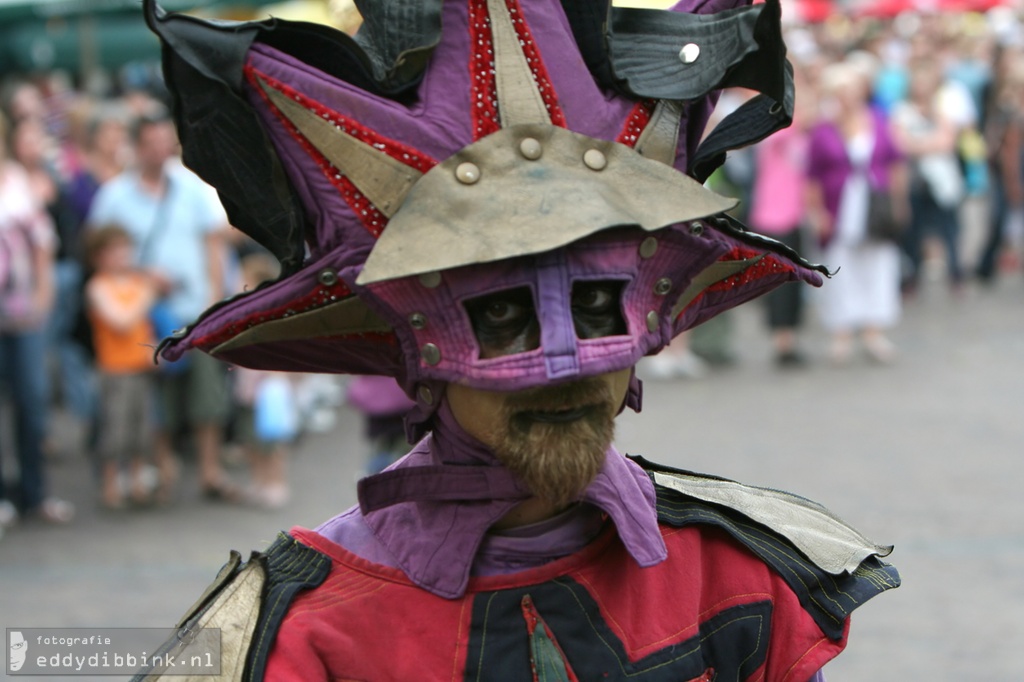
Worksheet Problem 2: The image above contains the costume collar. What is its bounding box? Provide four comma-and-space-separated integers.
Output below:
356, 402, 667, 599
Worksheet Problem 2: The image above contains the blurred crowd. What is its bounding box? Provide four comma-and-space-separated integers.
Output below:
1, 8, 1023, 533
642, 8, 1024, 378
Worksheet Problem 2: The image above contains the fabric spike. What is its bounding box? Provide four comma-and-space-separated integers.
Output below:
487, 0, 550, 127
634, 100, 684, 166
256, 78, 424, 219
520, 595, 578, 682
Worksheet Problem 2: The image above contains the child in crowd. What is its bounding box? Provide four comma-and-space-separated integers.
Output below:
232, 253, 294, 508
84, 225, 158, 509
345, 375, 414, 475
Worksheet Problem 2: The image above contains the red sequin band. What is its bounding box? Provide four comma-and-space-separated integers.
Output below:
617, 100, 656, 147
468, 0, 566, 141
246, 65, 436, 238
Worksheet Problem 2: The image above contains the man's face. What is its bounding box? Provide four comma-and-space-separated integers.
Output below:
135, 120, 177, 172
447, 367, 631, 507
9, 631, 27, 671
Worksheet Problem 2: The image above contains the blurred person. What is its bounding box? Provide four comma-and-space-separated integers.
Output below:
86, 110, 237, 503
749, 68, 815, 368
346, 375, 415, 475
232, 253, 294, 508
233, 367, 297, 509
806, 60, 908, 364
0, 111, 74, 526
84, 225, 159, 509
637, 331, 709, 380
976, 46, 1024, 284
891, 59, 969, 295
1, 80, 47, 125
11, 114, 97, 438
67, 104, 131, 226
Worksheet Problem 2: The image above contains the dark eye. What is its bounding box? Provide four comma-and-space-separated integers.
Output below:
464, 287, 540, 358
571, 280, 626, 339
482, 299, 527, 326
573, 284, 615, 314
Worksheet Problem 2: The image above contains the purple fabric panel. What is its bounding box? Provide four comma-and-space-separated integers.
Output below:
315, 398, 666, 598
248, 42, 467, 163
472, 503, 606, 576
518, 0, 635, 139
160, 250, 364, 363
536, 250, 580, 379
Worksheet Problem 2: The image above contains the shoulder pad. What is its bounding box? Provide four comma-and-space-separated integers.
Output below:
633, 455, 892, 574
133, 551, 266, 681
133, 532, 331, 682
632, 456, 900, 640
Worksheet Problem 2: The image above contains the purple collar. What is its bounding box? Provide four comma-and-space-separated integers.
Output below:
354, 402, 667, 599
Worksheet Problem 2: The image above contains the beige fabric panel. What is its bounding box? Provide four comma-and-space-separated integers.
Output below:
652, 470, 893, 575
635, 100, 684, 166
487, 0, 549, 127
358, 124, 737, 284
259, 78, 421, 218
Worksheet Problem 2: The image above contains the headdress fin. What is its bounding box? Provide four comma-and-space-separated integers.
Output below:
487, 0, 550, 127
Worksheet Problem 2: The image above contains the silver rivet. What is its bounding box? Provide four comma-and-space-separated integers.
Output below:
455, 162, 481, 184
519, 137, 543, 160
421, 343, 441, 366
639, 237, 658, 259
409, 312, 427, 329
654, 278, 672, 296
317, 268, 338, 286
679, 43, 700, 64
689, 221, 704, 236
646, 311, 659, 333
417, 385, 434, 405
583, 148, 607, 171
419, 271, 442, 288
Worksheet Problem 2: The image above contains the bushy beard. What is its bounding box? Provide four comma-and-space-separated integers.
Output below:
492, 378, 616, 508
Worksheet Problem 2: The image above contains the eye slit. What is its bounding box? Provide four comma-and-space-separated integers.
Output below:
464, 287, 540, 359
571, 280, 627, 339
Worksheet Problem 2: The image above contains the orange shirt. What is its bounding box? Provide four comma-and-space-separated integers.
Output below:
88, 272, 157, 373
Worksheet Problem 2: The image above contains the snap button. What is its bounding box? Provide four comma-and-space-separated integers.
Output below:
646, 311, 660, 333
455, 162, 481, 184
639, 237, 658, 259
317, 268, 339, 286
408, 313, 427, 330
421, 343, 441, 366
418, 272, 442, 288
689, 221, 704, 236
583, 149, 607, 171
679, 43, 700, 64
519, 137, 543, 160
417, 385, 434, 405
654, 278, 672, 296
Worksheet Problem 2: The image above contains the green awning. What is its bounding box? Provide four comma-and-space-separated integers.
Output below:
0, 0, 284, 73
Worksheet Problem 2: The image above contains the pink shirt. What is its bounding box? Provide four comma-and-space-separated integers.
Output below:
749, 125, 808, 234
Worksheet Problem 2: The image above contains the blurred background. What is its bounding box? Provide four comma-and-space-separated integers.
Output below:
2, 0, 1023, 679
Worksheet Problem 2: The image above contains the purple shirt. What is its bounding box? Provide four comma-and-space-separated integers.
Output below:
806, 108, 902, 225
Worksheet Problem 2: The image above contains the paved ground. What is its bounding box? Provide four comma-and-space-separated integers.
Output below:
2, 269, 1022, 681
